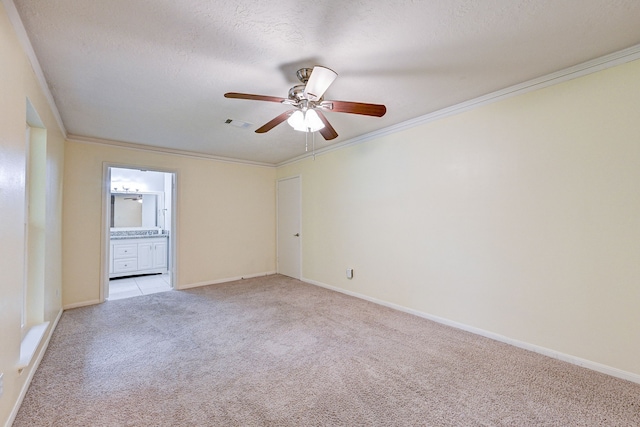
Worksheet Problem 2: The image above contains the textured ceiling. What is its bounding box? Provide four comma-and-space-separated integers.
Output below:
11, 0, 640, 165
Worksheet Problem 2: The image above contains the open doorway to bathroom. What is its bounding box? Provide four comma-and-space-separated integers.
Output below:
103, 166, 176, 301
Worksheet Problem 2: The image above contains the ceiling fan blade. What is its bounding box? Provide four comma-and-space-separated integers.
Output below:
255, 110, 295, 133
224, 92, 288, 103
321, 100, 387, 117
315, 110, 338, 140
303, 66, 338, 101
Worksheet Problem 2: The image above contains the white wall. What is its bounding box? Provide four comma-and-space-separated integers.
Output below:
63, 141, 277, 306
277, 59, 640, 378
0, 3, 65, 424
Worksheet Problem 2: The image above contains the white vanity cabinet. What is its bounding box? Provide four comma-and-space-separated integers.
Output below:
112, 243, 138, 275
137, 240, 167, 271
110, 236, 168, 278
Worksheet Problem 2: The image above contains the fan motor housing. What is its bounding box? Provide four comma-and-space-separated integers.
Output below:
288, 84, 307, 102
296, 68, 313, 84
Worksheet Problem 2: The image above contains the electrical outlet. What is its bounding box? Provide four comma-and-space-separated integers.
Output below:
346, 268, 354, 279
0, 372, 4, 397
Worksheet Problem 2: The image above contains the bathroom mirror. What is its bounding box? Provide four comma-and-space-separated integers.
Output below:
110, 192, 162, 228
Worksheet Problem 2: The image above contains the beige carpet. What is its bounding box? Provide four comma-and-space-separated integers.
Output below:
14, 274, 640, 426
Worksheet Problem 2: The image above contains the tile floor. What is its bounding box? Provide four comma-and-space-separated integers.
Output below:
108, 273, 172, 301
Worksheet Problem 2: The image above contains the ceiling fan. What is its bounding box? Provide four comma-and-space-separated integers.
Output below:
224, 66, 386, 140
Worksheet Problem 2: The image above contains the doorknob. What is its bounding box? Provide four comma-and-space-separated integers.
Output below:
294, 233, 300, 237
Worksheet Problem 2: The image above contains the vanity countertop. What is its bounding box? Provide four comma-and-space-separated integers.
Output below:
110, 234, 169, 240
110, 229, 169, 240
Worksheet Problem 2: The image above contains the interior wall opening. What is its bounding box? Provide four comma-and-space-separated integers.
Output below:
104, 166, 176, 301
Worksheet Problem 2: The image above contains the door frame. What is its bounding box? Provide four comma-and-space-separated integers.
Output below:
276, 175, 302, 279
100, 163, 178, 302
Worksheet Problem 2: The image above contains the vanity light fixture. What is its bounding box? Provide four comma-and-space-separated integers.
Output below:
111, 182, 149, 193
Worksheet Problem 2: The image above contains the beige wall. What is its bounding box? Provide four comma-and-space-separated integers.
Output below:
278, 59, 640, 376
62, 142, 277, 306
0, 3, 65, 424
2, 0, 638, 422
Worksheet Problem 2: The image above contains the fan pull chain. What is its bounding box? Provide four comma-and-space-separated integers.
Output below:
304, 129, 316, 160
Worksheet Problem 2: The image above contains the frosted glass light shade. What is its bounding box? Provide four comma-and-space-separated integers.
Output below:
287, 110, 305, 130
287, 109, 325, 132
304, 110, 324, 132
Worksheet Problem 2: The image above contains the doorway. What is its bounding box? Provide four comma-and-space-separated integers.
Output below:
277, 176, 301, 279
103, 166, 176, 301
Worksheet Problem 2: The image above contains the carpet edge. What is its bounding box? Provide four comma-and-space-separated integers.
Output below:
178, 271, 277, 290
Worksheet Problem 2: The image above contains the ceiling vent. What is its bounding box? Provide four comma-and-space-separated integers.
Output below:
225, 119, 252, 129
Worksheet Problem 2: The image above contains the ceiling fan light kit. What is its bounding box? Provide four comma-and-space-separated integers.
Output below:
224, 65, 386, 141
287, 109, 325, 132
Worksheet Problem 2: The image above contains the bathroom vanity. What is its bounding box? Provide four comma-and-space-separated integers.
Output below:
109, 190, 170, 278
109, 230, 168, 278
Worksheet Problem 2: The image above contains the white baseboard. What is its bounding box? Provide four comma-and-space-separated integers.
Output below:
178, 271, 277, 290
6, 308, 63, 427
63, 299, 101, 310
302, 277, 640, 385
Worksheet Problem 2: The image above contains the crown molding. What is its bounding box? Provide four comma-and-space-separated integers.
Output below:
2, 0, 67, 137
66, 134, 276, 168
6, 0, 638, 169
277, 43, 640, 167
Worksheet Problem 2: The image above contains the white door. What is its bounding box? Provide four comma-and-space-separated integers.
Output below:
277, 176, 301, 279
